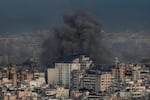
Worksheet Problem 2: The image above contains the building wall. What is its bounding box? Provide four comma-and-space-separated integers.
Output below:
132, 66, 141, 81
26, 73, 33, 81
47, 68, 59, 85
36, 77, 45, 87
55, 63, 80, 88
47, 55, 92, 88
12, 74, 17, 87
3, 95, 16, 100
71, 70, 82, 89
99, 73, 114, 91
82, 74, 98, 91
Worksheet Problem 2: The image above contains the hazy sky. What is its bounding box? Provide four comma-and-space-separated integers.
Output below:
0, 0, 150, 33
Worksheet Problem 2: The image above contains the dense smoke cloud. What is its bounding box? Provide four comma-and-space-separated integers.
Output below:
41, 12, 113, 66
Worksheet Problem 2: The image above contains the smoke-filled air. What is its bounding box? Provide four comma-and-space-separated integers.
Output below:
41, 11, 113, 66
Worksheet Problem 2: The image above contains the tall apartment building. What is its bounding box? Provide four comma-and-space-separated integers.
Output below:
112, 64, 126, 83
55, 62, 80, 88
80, 71, 114, 92
81, 73, 99, 91
99, 72, 114, 91
132, 65, 141, 81
71, 69, 83, 89
47, 67, 59, 85
47, 55, 93, 88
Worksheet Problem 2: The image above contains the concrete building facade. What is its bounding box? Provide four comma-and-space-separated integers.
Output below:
99, 72, 114, 91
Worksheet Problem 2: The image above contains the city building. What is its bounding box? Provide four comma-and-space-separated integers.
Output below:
0, 56, 150, 100
47, 67, 59, 85
99, 72, 114, 91
71, 69, 83, 89
48, 55, 92, 88
81, 73, 98, 91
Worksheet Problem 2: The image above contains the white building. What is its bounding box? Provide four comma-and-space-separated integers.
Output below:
47, 55, 93, 88
47, 68, 59, 85
55, 62, 80, 88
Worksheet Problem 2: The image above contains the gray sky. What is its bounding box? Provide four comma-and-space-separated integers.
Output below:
0, 0, 150, 33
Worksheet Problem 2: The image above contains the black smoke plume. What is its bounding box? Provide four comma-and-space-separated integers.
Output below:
41, 11, 113, 66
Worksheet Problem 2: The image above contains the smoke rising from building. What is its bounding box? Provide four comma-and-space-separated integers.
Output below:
41, 12, 113, 66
